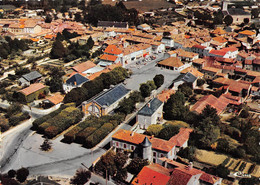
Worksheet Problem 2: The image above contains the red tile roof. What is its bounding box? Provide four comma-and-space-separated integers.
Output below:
46, 93, 64, 105
157, 89, 175, 102
19, 83, 46, 96
167, 168, 194, 185
158, 57, 184, 68
202, 66, 221, 73
192, 44, 206, 49
191, 94, 228, 115
212, 36, 227, 43
72, 61, 96, 73
100, 54, 118, 62
104, 45, 122, 55
132, 164, 171, 185
209, 49, 226, 56
239, 30, 256, 36
113, 128, 192, 152
219, 47, 238, 53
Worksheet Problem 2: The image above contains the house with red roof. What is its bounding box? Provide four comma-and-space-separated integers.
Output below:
131, 163, 171, 185
132, 158, 222, 185
18, 83, 49, 103
190, 94, 229, 115
111, 128, 193, 163
201, 67, 221, 79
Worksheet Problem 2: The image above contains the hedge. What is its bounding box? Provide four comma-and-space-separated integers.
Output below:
34, 105, 83, 138
32, 103, 75, 130
84, 123, 114, 148
63, 126, 83, 143
248, 164, 256, 174
75, 127, 97, 144
9, 112, 30, 126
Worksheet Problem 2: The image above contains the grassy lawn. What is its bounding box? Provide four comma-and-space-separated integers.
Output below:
165, 120, 190, 128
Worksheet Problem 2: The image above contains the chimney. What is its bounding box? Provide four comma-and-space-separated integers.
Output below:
74, 81, 77, 86
147, 103, 150, 108
130, 132, 134, 137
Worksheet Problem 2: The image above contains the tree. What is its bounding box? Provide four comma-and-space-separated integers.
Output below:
45, 14, 52, 23
70, 168, 91, 185
153, 74, 164, 89
114, 151, 128, 169
223, 15, 233, 26
213, 10, 224, 25
251, 9, 259, 19
215, 165, 230, 178
200, 105, 220, 126
8, 169, 16, 178
40, 138, 52, 151
16, 168, 29, 183
216, 138, 230, 153
127, 157, 149, 175
6, 103, 22, 118
177, 146, 196, 161
158, 124, 180, 140
86, 36, 94, 50
163, 91, 186, 120
239, 177, 259, 185
243, 18, 249, 25
50, 40, 67, 59
178, 83, 192, 98
140, 83, 151, 98
196, 117, 220, 148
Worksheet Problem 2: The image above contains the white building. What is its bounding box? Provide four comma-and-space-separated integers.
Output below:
137, 98, 163, 129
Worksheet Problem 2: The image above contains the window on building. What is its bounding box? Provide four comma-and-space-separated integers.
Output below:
153, 152, 156, 157
123, 144, 127, 149
116, 142, 119, 147
153, 158, 156, 163
131, 146, 135, 151
160, 154, 164, 157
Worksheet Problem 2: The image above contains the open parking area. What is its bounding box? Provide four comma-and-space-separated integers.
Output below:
125, 55, 180, 91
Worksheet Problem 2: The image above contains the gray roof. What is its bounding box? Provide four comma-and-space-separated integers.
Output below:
95, 84, 130, 107
97, 21, 128, 28
228, 9, 250, 15
22, 71, 42, 82
141, 136, 152, 147
27, 176, 60, 185
138, 98, 163, 116
173, 72, 197, 84
66, 73, 89, 86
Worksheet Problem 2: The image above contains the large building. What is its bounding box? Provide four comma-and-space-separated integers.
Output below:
82, 84, 131, 117
111, 128, 193, 163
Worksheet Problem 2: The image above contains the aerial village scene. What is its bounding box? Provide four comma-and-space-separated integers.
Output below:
0, 0, 259, 184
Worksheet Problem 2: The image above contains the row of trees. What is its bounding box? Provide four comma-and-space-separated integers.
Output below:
0, 36, 30, 59
0, 168, 29, 184
85, 1, 139, 26
50, 29, 94, 60
63, 67, 129, 105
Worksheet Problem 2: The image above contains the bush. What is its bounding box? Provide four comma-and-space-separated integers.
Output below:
16, 168, 29, 183
196, 79, 205, 86
248, 164, 256, 174
127, 158, 149, 175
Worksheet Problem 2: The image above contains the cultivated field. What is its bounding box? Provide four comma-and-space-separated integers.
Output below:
195, 149, 260, 178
